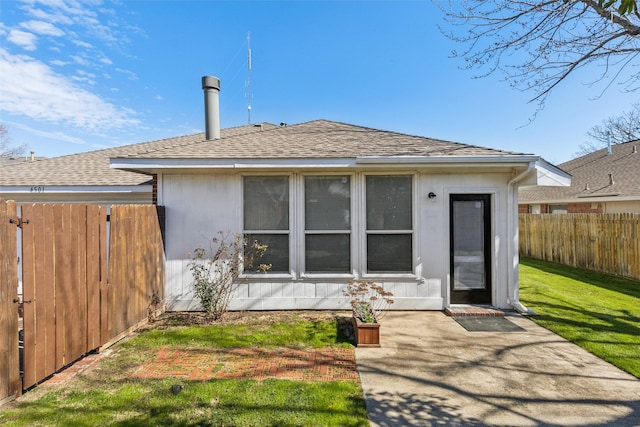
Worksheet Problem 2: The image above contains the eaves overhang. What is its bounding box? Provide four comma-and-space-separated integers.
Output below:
0, 185, 153, 194
110, 154, 544, 174
519, 195, 639, 205
518, 158, 571, 188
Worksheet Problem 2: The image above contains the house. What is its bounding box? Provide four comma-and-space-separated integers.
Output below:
519, 140, 640, 214
108, 76, 569, 313
0, 125, 274, 205
0, 152, 46, 167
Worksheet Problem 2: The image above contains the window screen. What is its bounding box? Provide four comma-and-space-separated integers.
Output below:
243, 176, 289, 272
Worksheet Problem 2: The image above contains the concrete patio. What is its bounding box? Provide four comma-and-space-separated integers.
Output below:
356, 311, 640, 426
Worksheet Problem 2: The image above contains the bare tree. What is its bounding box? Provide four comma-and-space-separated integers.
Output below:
438, 0, 640, 106
575, 102, 640, 154
0, 124, 27, 158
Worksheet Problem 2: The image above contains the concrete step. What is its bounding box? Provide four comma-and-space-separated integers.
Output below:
444, 305, 505, 317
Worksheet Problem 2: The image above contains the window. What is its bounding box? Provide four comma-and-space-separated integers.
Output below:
242, 174, 416, 277
304, 176, 351, 273
243, 176, 289, 272
365, 175, 413, 273
529, 204, 541, 214
549, 204, 567, 214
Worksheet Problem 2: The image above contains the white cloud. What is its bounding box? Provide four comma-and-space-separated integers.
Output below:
50, 59, 68, 66
8, 30, 38, 51
8, 120, 87, 145
115, 67, 138, 80
20, 20, 65, 36
73, 69, 96, 85
25, 1, 127, 46
72, 39, 92, 49
0, 48, 139, 131
70, 54, 88, 66
23, 6, 74, 26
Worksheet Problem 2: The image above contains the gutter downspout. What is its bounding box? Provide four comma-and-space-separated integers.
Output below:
507, 162, 536, 315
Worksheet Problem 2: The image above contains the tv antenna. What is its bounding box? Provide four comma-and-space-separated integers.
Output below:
247, 32, 252, 124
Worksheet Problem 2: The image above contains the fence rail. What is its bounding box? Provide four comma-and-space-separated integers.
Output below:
519, 213, 640, 281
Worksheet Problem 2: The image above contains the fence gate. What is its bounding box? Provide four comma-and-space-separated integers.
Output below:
0, 200, 20, 403
20, 204, 106, 390
1, 202, 164, 401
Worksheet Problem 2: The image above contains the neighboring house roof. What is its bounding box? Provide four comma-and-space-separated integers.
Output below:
0, 124, 277, 201
519, 140, 640, 204
0, 124, 278, 188
0, 155, 47, 167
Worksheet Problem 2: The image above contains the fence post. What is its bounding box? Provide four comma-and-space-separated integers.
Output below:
0, 200, 21, 403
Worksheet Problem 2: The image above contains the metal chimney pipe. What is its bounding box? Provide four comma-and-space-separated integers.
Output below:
202, 76, 221, 140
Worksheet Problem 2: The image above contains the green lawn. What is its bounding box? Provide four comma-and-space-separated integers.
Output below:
0, 316, 368, 427
519, 257, 640, 378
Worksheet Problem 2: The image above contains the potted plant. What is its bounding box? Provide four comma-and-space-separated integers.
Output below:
343, 280, 394, 347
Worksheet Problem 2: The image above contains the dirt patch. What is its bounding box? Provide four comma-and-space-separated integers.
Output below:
132, 346, 358, 382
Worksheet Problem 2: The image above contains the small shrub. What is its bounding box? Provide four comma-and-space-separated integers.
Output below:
343, 280, 394, 323
188, 232, 270, 320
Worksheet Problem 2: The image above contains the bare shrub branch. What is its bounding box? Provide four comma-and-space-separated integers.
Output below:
188, 232, 270, 320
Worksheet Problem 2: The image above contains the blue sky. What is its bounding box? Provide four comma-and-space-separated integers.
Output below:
0, 0, 637, 164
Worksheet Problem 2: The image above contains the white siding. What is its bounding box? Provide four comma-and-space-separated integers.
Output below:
160, 169, 515, 311
161, 174, 241, 310
605, 200, 640, 214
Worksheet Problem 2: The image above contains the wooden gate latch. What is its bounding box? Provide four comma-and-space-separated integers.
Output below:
13, 298, 31, 317
9, 218, 29, 228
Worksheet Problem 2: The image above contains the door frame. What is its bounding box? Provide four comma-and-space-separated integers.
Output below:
449, 193, 492, 305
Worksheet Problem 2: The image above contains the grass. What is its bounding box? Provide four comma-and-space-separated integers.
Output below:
0, 314, 368, 427
519, 257, 640, 378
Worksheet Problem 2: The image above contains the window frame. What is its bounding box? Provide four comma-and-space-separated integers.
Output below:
361, 173, 416, 278
300, 173, 355, 278
241, 174, 293, 278
241, 172, 418, 280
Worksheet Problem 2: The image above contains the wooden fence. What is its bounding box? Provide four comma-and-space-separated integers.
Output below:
0, 201, 165, 400
519, 213, 640, 281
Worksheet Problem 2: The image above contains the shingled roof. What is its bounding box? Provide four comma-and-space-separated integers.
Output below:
519, 140, 640, 203
114, 119, 520, 161
0, 123, 278, 187
2, 119, 535, 190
